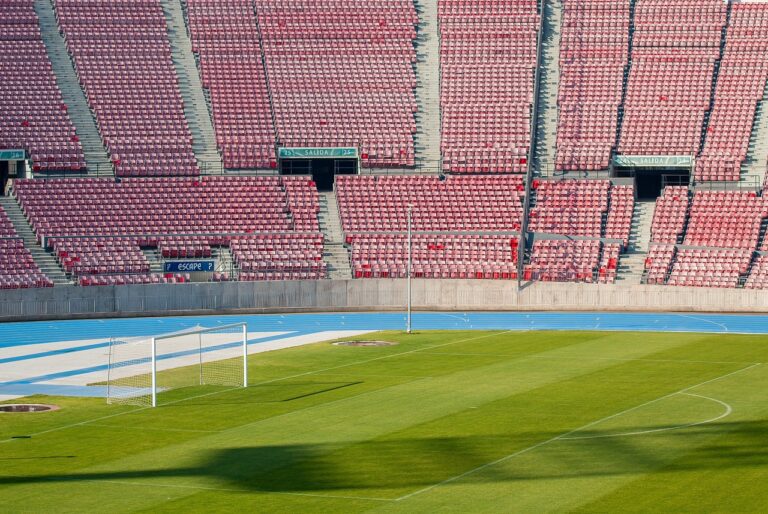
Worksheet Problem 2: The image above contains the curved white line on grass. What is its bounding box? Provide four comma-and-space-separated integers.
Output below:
560, 392, 733, 441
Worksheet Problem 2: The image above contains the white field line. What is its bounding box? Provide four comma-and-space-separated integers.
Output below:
0, 331, 516, 444
395, 363, 761, 502
560, 392, 733, 440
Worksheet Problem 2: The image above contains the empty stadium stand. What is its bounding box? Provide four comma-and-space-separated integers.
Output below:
54, 0, 198, 177
645, 187, 768, 288
439, 0, 539, 173
528, 179, 634, 244
0, 0, 84, 173
618, 0, 726, 157
186, 0, 276, 170
258, 0, 419, 169
337, 175, 523, 279
6, 0, 768, 296
556, 0, 629, 171
13, 176, 325, 283
696, 3, 768, 182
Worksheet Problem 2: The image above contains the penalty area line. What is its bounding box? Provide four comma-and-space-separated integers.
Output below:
395, 362, 761, 502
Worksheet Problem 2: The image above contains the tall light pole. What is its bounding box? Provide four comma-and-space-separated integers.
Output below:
406, 204, 412, 334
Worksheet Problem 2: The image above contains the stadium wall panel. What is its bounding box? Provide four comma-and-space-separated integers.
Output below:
0, 281, 768, 321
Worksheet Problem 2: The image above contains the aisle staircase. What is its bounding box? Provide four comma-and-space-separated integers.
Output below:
412, 0, 442, 172
741, 79, 768, 187
534, 0, 562, 176
318, 192, 352, 279
617, 200, 655, 283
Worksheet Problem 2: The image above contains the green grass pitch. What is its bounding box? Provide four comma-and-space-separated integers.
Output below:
1, 330, 767, 513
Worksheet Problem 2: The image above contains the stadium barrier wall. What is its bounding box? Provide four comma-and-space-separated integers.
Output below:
1, 280, 768, 320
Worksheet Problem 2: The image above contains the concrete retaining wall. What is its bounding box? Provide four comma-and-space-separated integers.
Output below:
1, 280, 767, 321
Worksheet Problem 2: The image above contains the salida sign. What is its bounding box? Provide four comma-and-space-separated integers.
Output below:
164, 261, 215, 273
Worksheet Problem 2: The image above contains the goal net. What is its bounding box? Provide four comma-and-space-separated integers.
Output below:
107, 323, 248, 407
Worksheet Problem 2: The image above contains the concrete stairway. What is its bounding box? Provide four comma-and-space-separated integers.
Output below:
142, 248, 165, 274
160, 0, 222, 173
318, 192, 352, 279
534, 0, 562, 177
617, 200, 655, 283
35, 0, 112, 176
412, 0, 442, 173
741, 79, 768, 187
0, 196, 70, 285
215, 247, 238, 278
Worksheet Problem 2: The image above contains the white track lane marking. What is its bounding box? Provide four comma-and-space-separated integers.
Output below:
395, 363, 761, 502
560, 392, 733, 440
675, 314, 729, 333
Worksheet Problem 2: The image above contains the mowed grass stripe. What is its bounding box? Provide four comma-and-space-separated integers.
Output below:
0, 331, 766, 513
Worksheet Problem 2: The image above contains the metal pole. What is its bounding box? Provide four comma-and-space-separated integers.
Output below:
151, 337, 157, 408
242, 324, 248, 387
407, 205, 412, 334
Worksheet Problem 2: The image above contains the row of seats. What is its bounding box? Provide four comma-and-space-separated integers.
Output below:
525, 239, 614, 283
0, 0, 85, 172
337, 175, 525, 232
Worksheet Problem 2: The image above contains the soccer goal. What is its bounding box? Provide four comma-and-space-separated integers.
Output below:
107, 323, 248, 407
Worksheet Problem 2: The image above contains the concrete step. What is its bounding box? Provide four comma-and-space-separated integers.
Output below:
318, 191, 351, 278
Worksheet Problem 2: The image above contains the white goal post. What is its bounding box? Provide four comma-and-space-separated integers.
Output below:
107, 322, 248, 407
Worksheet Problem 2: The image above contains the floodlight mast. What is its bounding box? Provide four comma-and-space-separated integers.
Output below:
407, 204, 412, 334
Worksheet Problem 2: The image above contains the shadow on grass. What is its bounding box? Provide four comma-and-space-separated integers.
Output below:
1, 420, 766, 494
